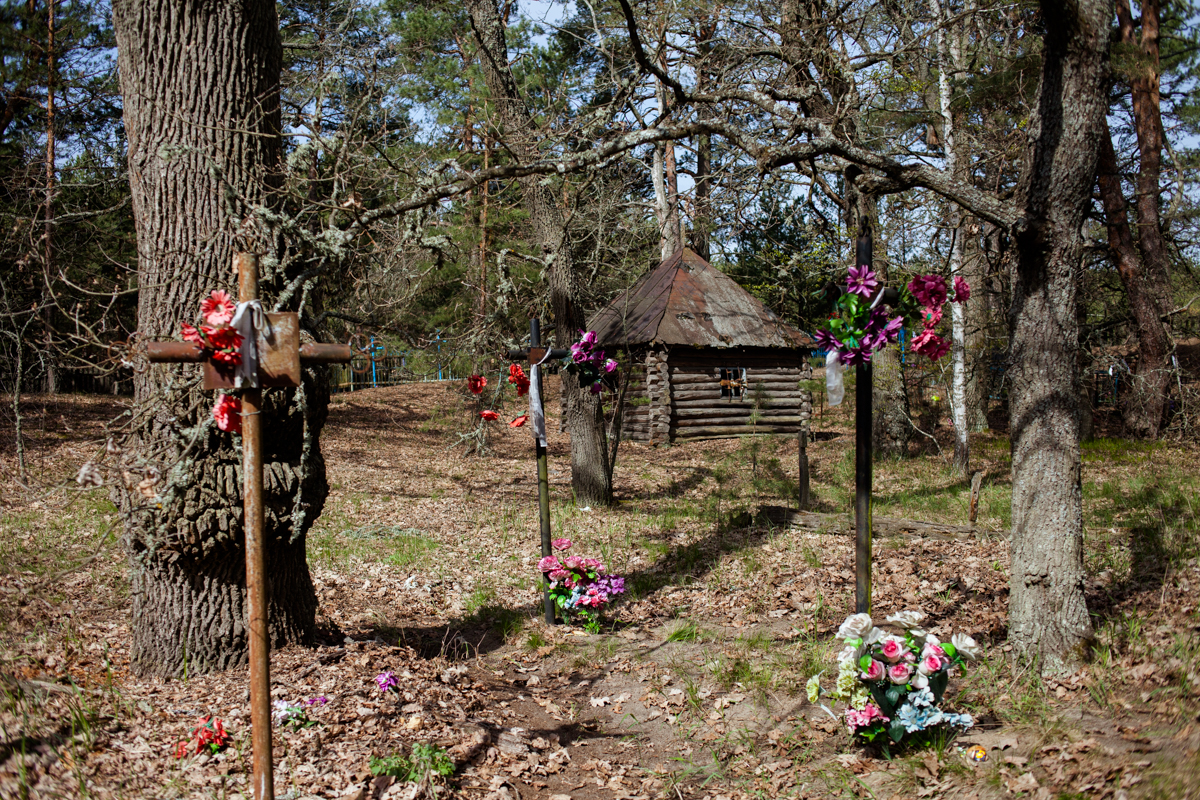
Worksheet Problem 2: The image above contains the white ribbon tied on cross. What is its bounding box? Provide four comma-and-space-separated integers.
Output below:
528, 348, 553, 448
230, 300, 266, 389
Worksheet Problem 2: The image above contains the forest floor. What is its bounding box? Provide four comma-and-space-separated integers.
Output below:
1, 378, 1199, 800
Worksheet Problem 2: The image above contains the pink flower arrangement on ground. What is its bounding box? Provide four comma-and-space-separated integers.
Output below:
538, 538, 625, 630
807, 611, 978, 749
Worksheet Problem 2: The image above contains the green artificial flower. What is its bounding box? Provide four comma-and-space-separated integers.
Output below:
806, 675, 822, 704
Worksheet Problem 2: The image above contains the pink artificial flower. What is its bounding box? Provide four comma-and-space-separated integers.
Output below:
888, 663, 914, 685
908, 274, 948, 308
845, 703, 889, 731
880, 637, 905, 663
603, 359, 618, 374
862, 659, 885, 681
212, 394, 242, 434
922, 642, 947, 661
564, 556, 582, 569
582, 558, 602, 569
918, 654, 945, 676
552, 538, 573, 551
538, 556, 560, 572
201, 290, 236, 326
580, 331, 597, 346
480, 410, 499, 421
953, 275, 970, 302
921, 304, 943, 327
911, 328, 951, 360
549, 569, 568, 581
181, 323, 203, 344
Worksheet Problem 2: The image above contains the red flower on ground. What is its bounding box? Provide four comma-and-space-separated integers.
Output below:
509, 414, 528, 428
468, 374, 487, 394
213, 394, 242, 434
480, 409, 499, 421
201, 290, 236, 326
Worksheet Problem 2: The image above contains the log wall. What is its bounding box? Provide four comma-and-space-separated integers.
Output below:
619, 345, 813, 443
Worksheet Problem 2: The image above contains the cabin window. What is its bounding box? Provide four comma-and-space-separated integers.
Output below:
720, 367, 746, 399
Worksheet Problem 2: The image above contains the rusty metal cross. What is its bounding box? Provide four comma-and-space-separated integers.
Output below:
146, 253, 349, 800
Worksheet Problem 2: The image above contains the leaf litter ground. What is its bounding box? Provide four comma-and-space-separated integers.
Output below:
1, 380, 1199, 799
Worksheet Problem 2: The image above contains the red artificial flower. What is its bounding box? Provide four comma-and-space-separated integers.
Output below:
201, 290, 236, 326
181, 323, 203, 344
509, 414, 529, 428
467, 374, 487, 394
205, 325, 243, 352
480, 410, 499, 421
213, 394, 242, 434
508, 364, 530, 396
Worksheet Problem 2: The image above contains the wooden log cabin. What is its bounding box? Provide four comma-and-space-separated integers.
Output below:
589, 249, 815, 444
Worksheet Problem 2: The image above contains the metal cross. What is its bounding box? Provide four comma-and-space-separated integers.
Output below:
147, 253, 350, 800
825, 226, 899, 615
507, 319, 568, 625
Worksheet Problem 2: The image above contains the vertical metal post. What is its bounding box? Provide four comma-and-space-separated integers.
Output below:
532, 319, 555, 624
854, 226, 874, 615
237, 252, 273, 800
855, 362, 873, 614
797, 429, 810, 510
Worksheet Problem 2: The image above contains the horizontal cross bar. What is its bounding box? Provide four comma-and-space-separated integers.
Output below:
506, 347, 570, 361
146, 342, 352, 364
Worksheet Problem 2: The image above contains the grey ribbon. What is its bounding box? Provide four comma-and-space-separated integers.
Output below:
230, 301, 267, 389
529, 349, 553, 448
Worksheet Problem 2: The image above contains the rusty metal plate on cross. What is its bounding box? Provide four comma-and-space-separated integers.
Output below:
202, 312, 302, 389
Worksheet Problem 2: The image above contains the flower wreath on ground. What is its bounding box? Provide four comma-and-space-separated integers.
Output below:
807, 611, 979, 750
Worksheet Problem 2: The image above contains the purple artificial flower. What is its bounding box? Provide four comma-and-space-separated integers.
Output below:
881, 315, 904, 343
813, 328, 842, 352
589, 381, 604, 394
375, 671, 398, 693
603, 358, 618, 374
305, 696, 329, 706
840, 346, 873, 366
570, 342, 589, 363
846, 265, 880, 298
580, 330, 597, 346
953, 275, 970, 303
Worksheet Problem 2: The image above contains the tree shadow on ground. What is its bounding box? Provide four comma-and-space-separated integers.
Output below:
357, 516, 790, 662
621, 465, 716, 501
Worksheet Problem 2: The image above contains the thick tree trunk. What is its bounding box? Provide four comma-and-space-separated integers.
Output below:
1097, 119, 1169, 437
464, 0, 613, 506
113, 0, 326, 677
1007, 0, 1109, 673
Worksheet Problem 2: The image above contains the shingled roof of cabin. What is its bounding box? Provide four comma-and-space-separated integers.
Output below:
589, 248, 814, 349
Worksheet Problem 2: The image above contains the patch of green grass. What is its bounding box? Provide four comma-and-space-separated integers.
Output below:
370, 742, 455, 781
667, 620, 705, 643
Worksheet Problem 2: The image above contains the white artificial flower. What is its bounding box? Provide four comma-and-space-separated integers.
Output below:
952, 633, 980, 660
836, 644, 862, 665
910, 672, 929, 690
885, 610, 926, 630
863, 626, 885, 646
838, 613, 874, 641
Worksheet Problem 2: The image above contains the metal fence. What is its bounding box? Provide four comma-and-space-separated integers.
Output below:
329, 355, 460, 393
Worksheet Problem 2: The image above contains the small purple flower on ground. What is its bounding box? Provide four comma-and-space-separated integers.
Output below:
375, 671, 398, 693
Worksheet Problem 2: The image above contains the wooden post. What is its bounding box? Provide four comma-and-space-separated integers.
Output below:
797, 429, 810, 510
146, 254, 350, 800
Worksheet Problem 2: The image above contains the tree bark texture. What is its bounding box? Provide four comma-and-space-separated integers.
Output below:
1116, 0, 1174, 322
464, 0, 613, 506
961, 218, 991, 432
1097, 118, 1169, 437
113, 0, 327, 677
1007, 0, 1109, 673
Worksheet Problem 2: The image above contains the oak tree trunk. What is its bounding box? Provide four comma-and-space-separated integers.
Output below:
1007, 0, 1109, 673
464, 0, 613, 506
113, 0, 327, 677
